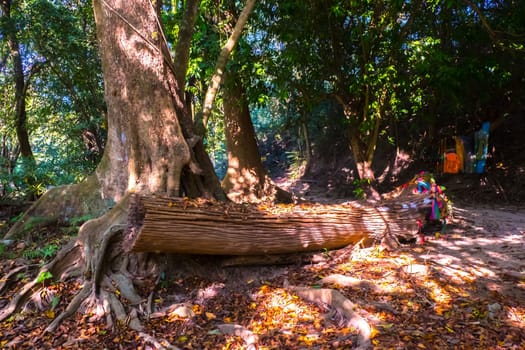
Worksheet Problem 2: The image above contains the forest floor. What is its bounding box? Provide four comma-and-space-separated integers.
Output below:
1, 175, 525, 349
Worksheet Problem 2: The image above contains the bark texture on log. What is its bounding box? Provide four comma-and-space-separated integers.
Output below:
125, 195, 384, 254
125, 193, 432, 255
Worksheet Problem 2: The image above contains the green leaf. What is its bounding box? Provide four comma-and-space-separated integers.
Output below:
36, 271, 53, 284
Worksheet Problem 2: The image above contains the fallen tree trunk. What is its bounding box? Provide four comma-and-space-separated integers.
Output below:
125, 194, 431, 255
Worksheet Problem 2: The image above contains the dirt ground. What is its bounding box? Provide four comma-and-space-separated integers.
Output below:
1, 174, 524, 349
428, 205, 525, 300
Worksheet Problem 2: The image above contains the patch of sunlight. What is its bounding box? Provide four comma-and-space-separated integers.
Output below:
470, 266, 497, 278
424, 279, 452, 305
440, 266, 477, 285
507, 306, 525, 328
502, 234, 525, 242
379, 278, 412, 294
443, 244, 464, 251
250, 286, 322, 337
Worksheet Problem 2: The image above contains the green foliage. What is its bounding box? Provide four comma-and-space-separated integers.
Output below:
9, 212, 24, 224
204, 110, 227, 179
22, 242, 59, 261
51, 295, 60, 310
69, 214, 95, 228
352, 178, 371, 200
23, 216, 54, 232
0, 248, 16, 260
22, 247, 43, 260
40, 243, 58, 260
285, 150, 305, 180
36, 270, 53, 284
0, 0, 104, 199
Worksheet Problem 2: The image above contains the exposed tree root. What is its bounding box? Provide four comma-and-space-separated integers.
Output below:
0, 240, 82, 322
0, 265, 29, 294
288, 285, 372, 350
92, 223, 127, 294
45, 282, 93, 333
138, 331, 180, 350
320, 273, 395, 295
217, 323, 258, 350
1, 187, 181, 348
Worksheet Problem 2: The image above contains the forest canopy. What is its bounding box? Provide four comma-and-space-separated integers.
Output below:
0, 0, 523, 200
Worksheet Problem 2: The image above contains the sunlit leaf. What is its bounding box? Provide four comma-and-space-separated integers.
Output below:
379, 323, 395, 329
370, 325, 379, 339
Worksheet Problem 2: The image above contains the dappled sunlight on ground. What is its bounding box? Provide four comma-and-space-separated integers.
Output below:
1, 200, 524, 348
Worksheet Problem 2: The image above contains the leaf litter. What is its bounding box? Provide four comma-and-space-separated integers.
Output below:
1, 203, 524, 349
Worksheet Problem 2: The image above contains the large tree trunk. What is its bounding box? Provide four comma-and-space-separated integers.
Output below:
92, 0, 191, 200
0, 1, 218, 345
222, 71, 267, 201
221, 71, 291, 203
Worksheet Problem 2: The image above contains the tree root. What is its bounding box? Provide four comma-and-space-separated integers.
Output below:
0, 240, 82, 322
138, 331, 180, 350
0, 265, 29, 294
100, 287, 179, 349
288, 285, 372, 350
109, 271, 143, 304
92, 223, 126, 294
0, 178, 186, 349
45, 282, 93, 333
217, 323, 258, 350
320, 273, 385, 294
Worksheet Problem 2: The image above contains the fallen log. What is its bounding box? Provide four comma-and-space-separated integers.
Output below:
125, 193, 432, 255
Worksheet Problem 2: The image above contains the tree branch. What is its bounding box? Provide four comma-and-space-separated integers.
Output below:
173, 0, 200, 91
199, 0, 257, 132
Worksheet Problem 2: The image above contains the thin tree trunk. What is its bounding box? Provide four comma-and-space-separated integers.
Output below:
301, 112, 313, 174
1, 0, 33, 160
173, 0, 200, 93
198, 0, 256, 132
164, 0, 227, 200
